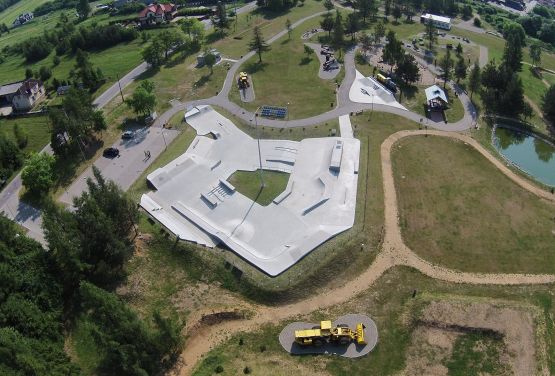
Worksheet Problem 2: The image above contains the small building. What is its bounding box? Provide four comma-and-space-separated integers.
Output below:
425, 85, 448, 110
13, 12, 33, 27
197, 49, 221, 66
138, 3, 176, 26
0, 79, 45, 112
57, 85, 72, 95
420, 13, 451, 30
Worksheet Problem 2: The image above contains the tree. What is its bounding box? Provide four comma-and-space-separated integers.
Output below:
373, 21, 385, 45
468, 61, 481, 100
542, 84, 555, 123
473, 17, 481, 28
425, 21, 437, 50
13, 123, 27, 148
355, 0, 374, 23
461, 4, 472, 20
395, 53, 420, 101
320, 13, 334, 37
304, 44, 312, 57
214, 1, 229, 31
158, 29, 182, 60
204, 51, 217, 74
21, 153, 55, 196
345, 13, 360, 41
39, 66, 52, 81
455, 42, 463, 56
142, 38, 165, 68
481, 62, 526, 117
74, 49, 103, 91
454, 56, 467, 83
181, 18, 205, 43
25, 68, 33, 79
76, 0, 90, 19
384, 0, 391, 16
249, 26, 270, 63
127, 80, 157, 117
392, 5, 401, 23
286, 19, 292, 39
324, 0, 334, 11
332, 11, 344, 47
502, 22, 526, 73
382, 30, 403, 67
358, 31, 372, 56
49, 88, 106, 155
529, 42, 542, 68
439, 48, 454, 88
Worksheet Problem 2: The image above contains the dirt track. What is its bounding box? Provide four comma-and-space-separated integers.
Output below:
174, 130, 555, 375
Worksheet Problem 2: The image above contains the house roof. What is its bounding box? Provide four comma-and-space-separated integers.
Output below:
138, 3, 174, 18
16, 79, 42, 97
425, 85, 448, 103
0, 81, 24, 97
421, 13, 451, 24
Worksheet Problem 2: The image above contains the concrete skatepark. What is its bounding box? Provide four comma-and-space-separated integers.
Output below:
141, 105, 360, 276
278, 314, 379, 358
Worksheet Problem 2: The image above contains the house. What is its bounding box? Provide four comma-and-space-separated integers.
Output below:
13, 12, 33, 27
420, 13, 451, 30
57, 85, 72, 95
425, 85, 448, 110
0, 79, 45, 112
138, 3, 177, 26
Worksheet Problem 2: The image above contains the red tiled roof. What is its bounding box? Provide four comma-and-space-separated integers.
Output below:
138, 3, 175, 18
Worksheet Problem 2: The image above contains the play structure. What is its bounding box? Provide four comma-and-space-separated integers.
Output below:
294, 320, 367, 346
237, 72, 250, 89
280, 314, 378, 358
140, 106, 360, 276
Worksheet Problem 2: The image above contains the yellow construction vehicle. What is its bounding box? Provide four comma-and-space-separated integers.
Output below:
238, 72, 250, 89
294, 320, 366, 347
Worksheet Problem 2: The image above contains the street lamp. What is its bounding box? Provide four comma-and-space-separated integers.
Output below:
254, 108, 265, 188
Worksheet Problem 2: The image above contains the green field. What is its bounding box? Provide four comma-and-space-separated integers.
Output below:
229, 16, 338, 119
392, 135, 555, 274
229, 169, 289, 206
0, 115, 50, 154
0, 0, 50, 26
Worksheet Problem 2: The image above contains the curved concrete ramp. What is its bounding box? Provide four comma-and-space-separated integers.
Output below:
279, 314, 378, 358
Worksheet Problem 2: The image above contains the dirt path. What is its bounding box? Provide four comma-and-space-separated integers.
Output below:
174, 129, 555, 375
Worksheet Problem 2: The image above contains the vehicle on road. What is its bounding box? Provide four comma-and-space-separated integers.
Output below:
121, 130, 134, 139
103, 147, 120, 158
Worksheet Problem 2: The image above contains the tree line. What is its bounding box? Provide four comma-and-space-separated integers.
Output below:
13, 14, 137, 63
0, 167, 183, 374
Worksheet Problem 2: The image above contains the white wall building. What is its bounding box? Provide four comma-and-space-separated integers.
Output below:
420, 13, 452, 30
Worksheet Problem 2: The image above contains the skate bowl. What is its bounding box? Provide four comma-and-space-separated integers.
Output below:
279, 314, 378, 358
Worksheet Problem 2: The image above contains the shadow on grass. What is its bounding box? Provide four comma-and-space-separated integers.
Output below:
299, 56, 312, 65
244, 61, 268, 74
52, 139, 104, 189
194, 74, 212, 89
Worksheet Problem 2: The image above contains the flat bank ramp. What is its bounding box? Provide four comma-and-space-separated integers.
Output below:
278, 314, 378, 358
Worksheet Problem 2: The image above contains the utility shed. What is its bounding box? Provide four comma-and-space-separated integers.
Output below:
425, 85, 449, 110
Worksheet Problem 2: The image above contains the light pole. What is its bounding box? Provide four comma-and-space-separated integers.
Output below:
254, 108, 265, 188
116, 73, 124, 103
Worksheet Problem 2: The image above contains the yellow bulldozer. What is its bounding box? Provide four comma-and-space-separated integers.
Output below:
294, 320, 366, 347
238, 72, 250, 89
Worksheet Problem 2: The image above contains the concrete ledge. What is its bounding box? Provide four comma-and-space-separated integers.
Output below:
279, 314, 378, 358
273, 181, 294, 204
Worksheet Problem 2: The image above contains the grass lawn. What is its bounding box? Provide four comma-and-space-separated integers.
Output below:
193, 266, 555, 375
229, 169, 289, 206
0, 0, 50, 27
0, 115, 50, 154
229, 16, 338, 119
392, 135, 555, 274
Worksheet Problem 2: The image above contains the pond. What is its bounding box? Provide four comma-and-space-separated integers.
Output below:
493, 126, 555, 187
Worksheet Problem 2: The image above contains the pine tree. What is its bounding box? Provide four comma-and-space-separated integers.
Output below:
249, 26, 270, 63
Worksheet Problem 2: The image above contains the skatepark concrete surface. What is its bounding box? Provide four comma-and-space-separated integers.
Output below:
278, 314, 378, 358
349, 70, 407, 110
141, 105, 360, 276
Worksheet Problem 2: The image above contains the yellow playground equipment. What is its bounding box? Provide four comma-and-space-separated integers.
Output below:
294, 320, 366, 347
238, 72, 250, 89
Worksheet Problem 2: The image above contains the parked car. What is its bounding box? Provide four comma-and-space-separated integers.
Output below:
121, 130, 134, 139
103, 147, 120, 158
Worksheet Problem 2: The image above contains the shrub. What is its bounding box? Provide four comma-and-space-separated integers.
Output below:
13, 123, 28, 149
